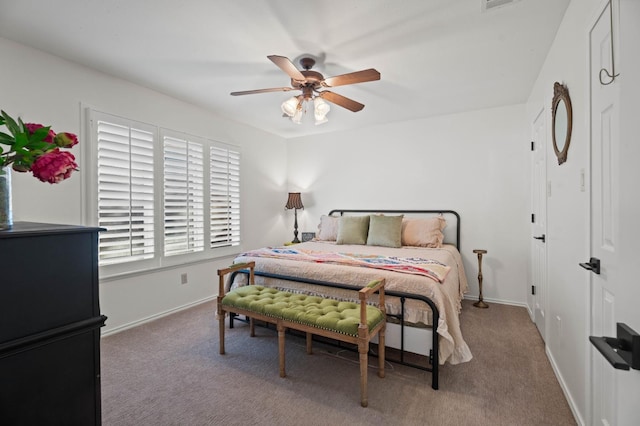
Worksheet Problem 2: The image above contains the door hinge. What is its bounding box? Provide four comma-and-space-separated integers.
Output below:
531, 213, 535, 223
531, 141, 535, 151
531, 285, 536, 295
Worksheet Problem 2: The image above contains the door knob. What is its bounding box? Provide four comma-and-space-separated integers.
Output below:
579, 257, 601, 274
533, 234, 546, 243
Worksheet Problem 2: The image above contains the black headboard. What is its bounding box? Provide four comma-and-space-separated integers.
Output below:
327, 209, 461, 249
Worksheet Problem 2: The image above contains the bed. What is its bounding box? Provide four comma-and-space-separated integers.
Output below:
226, 209, 473, 388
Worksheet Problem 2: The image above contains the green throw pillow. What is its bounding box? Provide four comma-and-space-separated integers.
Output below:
336, 216, 370, 245
367, 214, 403, 248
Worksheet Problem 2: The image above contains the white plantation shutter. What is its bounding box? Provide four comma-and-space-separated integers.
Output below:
96, 116, 155, 266
87, 108, 241, 276
163, 134, 205, 256
210, 146, 240, 248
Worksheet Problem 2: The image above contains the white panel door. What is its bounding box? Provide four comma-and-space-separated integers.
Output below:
590, 3, 619, 424
588, 1, 640, 424
531, 109, 547, 341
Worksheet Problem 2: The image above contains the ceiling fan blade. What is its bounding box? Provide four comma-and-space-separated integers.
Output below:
319, 91, 365, 112
230, 87, 295, 96
267, 55, 306, 82
322, 68, 380, 88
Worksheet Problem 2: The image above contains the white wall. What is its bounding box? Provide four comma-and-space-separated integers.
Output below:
525, 0, 602, 423
0, 37, 288, 333
286, 104, 530, 306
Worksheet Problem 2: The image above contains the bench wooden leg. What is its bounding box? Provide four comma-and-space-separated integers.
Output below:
306, 332, 313, 354
277, 322, 286, 378
359, 343, 369, 408
250, 317, 255, 337
218, 305, 225, 355
378, 328, 385, 378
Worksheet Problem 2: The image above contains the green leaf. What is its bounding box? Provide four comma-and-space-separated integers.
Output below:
25, 140, 53, 151
0, 111, 20, 137
28, 126, 50, 143
13, 132, 28, 149
0, 131, 15, 145
14, 145, 29, 155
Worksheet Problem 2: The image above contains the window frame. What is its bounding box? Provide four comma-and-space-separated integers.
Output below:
83, 108, 241, 279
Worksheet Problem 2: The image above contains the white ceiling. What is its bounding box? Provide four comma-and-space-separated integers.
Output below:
0, 0, 570, 139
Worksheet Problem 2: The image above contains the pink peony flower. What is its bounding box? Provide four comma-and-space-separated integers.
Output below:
25, 123, 56, 143
53, 132, 79, 148
30, 149, 78, 184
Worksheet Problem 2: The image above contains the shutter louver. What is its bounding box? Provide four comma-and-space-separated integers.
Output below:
163, 135, 205, 256
97, 119, 155, 265
210, 146, 240, 248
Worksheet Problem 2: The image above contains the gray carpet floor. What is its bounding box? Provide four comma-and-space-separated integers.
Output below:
101, 299, 576, 425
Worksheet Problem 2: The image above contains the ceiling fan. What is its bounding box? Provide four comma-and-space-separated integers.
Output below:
230, 55, 380, 123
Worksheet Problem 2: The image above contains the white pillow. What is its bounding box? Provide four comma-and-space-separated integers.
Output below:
316, 215, 340, 241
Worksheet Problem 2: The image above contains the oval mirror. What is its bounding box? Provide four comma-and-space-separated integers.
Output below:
551, 82, 572, 165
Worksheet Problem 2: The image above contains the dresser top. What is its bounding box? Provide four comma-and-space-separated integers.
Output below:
0, 222, 104, 238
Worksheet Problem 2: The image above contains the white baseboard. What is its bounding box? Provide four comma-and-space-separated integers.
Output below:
546, 346, 584, 426
463, 295, 528, 308
101, 296, 216, 337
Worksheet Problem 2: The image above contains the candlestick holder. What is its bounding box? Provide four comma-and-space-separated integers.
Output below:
473, 249, 489, 308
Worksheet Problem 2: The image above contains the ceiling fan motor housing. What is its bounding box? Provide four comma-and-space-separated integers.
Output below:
293, 70, 324, 90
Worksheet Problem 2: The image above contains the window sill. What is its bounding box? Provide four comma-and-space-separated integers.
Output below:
99, 248, 241, 283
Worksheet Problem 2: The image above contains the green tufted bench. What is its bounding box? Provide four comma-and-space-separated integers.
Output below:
217, 261, 386, 407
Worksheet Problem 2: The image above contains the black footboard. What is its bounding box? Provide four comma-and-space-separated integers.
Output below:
228, 269, 440, 390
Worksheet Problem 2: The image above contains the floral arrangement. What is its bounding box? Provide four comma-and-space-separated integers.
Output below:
0, 110, 78, 183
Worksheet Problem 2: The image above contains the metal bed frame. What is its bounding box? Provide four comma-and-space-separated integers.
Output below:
227, 209, 462, 391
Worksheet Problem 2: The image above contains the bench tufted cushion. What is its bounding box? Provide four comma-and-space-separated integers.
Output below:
221, 286, 385, 337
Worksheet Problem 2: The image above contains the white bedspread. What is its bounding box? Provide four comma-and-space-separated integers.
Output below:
233, 241, 473, 365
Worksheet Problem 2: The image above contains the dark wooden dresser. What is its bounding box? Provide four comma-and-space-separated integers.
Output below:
0, 222, 106, 425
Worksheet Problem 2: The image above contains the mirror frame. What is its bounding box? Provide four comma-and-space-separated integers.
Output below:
551, 82, 573, 165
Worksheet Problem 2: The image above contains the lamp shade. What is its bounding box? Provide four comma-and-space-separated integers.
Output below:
281, 96, 300, 117
314, 97, 330, 117
285, 192, 304, 210
291, 107, 304, 124
314, 97, 330, 125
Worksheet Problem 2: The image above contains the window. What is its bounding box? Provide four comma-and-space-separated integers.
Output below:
87, 109, 241, 276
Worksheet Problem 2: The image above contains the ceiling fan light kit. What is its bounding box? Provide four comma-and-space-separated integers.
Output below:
231, 55, 380, 125
281, 96, 300, 117
313, 97, 330, 125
